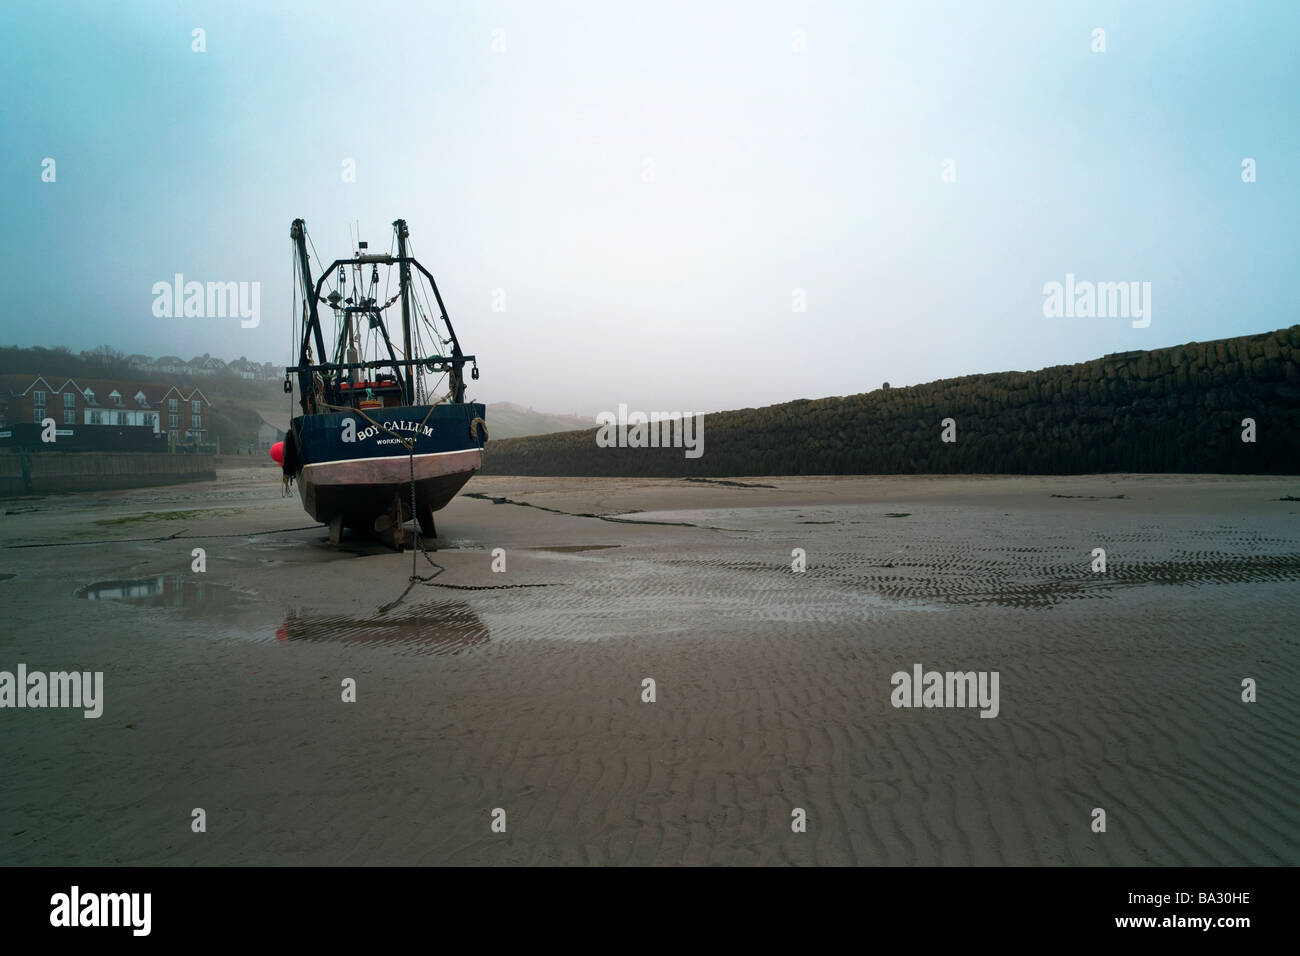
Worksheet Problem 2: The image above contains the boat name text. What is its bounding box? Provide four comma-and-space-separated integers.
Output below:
342, 418, 435, 443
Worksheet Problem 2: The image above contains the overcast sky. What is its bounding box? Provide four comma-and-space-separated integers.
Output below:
2, 1, 1297, 416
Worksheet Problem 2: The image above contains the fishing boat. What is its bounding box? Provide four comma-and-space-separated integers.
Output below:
276, 218, 486, 547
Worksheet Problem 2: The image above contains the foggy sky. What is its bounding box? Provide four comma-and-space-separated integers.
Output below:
2, 0, 1297, 416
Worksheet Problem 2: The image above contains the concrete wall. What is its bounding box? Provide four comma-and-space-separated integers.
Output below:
0, 451, 216, 496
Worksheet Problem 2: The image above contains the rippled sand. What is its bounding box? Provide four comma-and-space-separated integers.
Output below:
1, 470, 1297, 864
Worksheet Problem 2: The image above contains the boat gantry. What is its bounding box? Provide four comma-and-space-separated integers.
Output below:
276, 218, 487, 549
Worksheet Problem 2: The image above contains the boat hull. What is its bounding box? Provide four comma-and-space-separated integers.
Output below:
298, 447, 482, 527
284, 403, 485, 527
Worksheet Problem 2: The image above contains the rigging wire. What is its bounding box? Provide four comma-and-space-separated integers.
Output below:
290, 224, 464, 409
305, 226, 327, 283
408, 238, 460, 403
406, 238, 453, 350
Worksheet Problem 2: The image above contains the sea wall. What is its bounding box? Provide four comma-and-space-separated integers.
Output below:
481, 326, 1300, 477
0, 452, 217, 496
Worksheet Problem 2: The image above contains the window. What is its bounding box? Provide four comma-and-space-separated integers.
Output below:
64, 410, 75, 425
192, 400, 201, 414
170, 414, 179, 430
32, 390, 45, 407
143, 414, 155, 428
117, 412, 128, 425
168, 398, 178, 412
83, 388, 95, 403
33, 409, 44, 423
135, 391, 147, 404
192, 415, 202, 430
63, 392, 74, 407
90, 410, 103, 424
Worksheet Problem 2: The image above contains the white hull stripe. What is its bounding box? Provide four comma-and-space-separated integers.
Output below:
301, 448, 480, 470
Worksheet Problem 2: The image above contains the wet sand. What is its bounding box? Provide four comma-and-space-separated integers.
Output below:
1, 469, 1298, 865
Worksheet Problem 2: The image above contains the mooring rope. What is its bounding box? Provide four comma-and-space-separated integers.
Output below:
306, 397, 485, 606
373, 444, 446, 616
407, 447, 445, 583
4, 525, 325, 549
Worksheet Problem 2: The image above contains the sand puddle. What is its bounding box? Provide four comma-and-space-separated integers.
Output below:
75, 573, 242, 608
525, 544, 622, 553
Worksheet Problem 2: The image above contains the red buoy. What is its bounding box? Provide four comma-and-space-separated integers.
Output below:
270, 440, 284, 465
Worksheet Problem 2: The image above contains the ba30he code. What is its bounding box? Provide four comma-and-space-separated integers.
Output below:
1129, 893, 1250, 906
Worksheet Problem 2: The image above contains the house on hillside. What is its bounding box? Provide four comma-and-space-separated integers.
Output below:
0, 375, 164, 430
155, 355, 186, 375
75, 379, 162, 430
187, 355, 226, 376
256, 414, 285, 449
0, 374, 210, 440
228, 357, 258, 380
158, 385, 212, 439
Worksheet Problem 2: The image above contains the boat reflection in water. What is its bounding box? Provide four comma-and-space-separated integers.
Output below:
76, 573, 225, 608
275, 600, 489, 655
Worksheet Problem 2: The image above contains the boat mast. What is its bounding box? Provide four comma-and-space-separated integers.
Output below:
285, 217, 478, 415
289, 219, 328, 414
394, 219, 415, 405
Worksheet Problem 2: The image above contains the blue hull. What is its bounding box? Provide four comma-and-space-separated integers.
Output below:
282, 402, 486, 526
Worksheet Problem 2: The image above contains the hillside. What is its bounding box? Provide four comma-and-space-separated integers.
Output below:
233, 400, 588, 441
483, 402, 592, 439
481, 326, 1300, 477
0, 346, 592, 448
0, 346, 281, 403
0, 345, 284, 450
